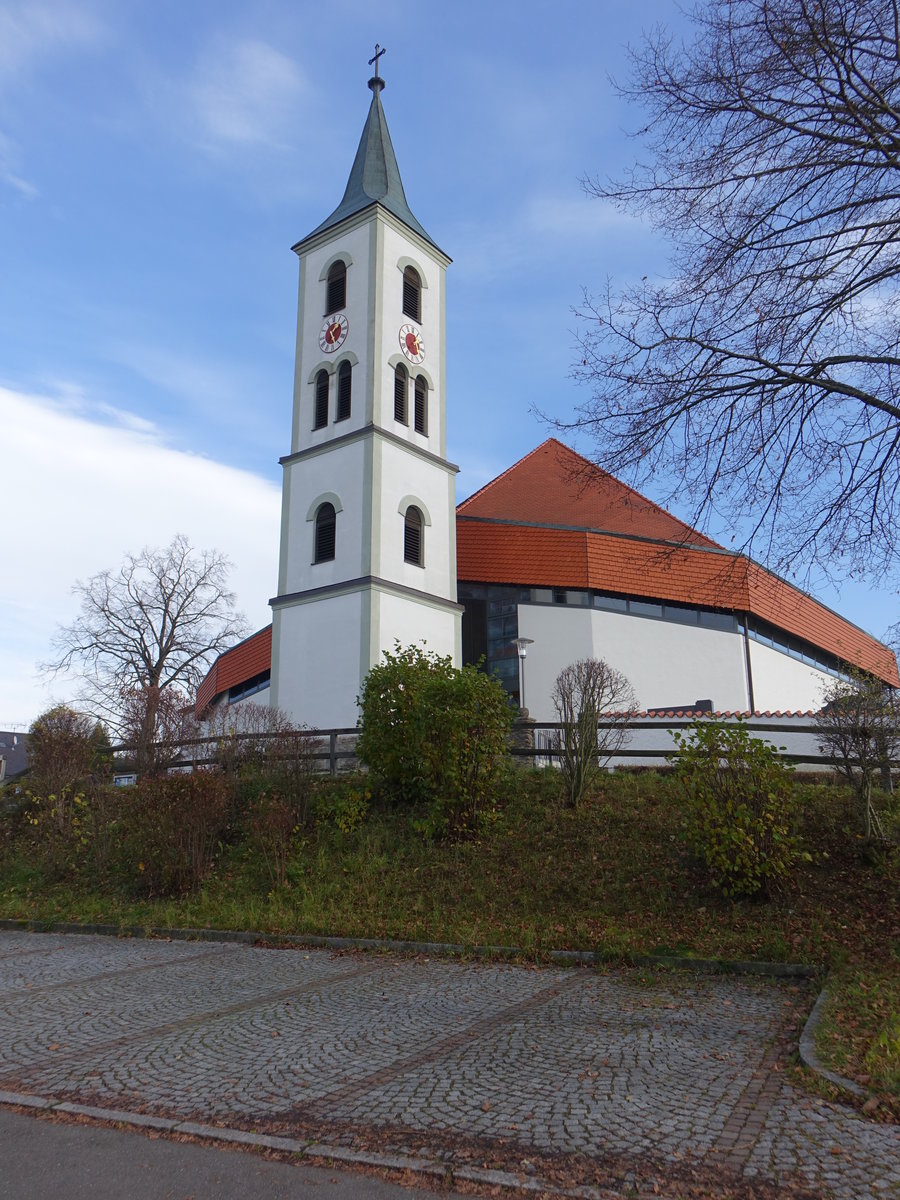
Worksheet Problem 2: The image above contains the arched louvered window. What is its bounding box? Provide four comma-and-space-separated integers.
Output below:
336, 360, 352, 421
393, 363, 408, 423
402, 266, 421, 321
404, 505, 423, 566
314, 502, 336, 563
314, 370, 329, 429
414, 376, 427, 435
326, 261, 346, 314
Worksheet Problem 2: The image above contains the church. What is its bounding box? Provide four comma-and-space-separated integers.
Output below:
195, 70, 899, 728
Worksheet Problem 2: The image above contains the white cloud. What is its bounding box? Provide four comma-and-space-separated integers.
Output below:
0, 1, 104, 83
0, 130, 37, 197
450, 191, 642, 283
185, 37, 306, 151
0, 384, 281, 727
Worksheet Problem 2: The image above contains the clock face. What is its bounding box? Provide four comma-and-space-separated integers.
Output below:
399, 323, 425, 364
319, 314, 348, 353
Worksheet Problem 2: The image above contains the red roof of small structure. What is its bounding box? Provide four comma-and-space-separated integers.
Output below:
195, 625, 272, 714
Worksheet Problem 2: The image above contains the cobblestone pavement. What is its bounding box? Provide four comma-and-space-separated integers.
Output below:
0, 931, 897, 1198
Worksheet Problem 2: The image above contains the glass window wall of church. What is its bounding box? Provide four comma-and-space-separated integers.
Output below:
458, 583, 530, 703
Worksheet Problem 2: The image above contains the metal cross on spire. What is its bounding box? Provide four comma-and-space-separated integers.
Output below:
368, 43, 386, 79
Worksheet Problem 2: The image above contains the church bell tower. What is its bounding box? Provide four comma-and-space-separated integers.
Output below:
269, 62, 462, 728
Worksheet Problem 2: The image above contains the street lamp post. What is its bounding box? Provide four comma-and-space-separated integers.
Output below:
515, 637, 534, 715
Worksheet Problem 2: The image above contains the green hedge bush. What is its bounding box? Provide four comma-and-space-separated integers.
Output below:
671, 718, 803, 898
356, 644, 512, 837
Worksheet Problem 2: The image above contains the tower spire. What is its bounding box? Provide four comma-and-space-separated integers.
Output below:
294, 60, 440, 253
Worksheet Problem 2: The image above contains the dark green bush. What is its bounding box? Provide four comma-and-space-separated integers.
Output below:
356, 644, 512, 837
670, 718, 803, 898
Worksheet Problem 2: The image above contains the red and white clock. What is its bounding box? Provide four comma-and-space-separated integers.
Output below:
319, 314, 348, 352
399, 323, 425, 364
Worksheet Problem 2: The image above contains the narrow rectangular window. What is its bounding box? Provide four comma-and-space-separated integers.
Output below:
414, 377, 427, 434
402, 267, 421, 321
314, 371, 329, 429
326, 261, 346, 314
336, 361, 351, 421
394, 365, 408, 423
404, 507, 423, 565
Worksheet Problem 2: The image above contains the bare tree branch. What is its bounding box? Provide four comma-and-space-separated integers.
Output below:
43, 534, 247, 744
567, 0, 900, 582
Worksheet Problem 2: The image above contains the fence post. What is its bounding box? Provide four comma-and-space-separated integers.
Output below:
329, 732, 337, 776
508, 713, 536, 767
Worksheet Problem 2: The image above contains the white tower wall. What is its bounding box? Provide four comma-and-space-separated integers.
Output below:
270, 79, 461, 729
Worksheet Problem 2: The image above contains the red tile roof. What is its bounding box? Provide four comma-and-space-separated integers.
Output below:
195, 625, 272, 714
457, 441, 898, 687
459, 439, 720, 547
456, 522, 898, 685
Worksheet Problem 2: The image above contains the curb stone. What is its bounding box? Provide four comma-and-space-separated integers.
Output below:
0, 917, 823, 977
0, 1087, 649, 1200
798, 987, 869, 1099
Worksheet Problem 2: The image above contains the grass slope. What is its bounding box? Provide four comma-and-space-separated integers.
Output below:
1, 770, 897, 1110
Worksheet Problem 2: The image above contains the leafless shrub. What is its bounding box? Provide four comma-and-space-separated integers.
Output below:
816, 671, 900, 846
551, 659, 636, 806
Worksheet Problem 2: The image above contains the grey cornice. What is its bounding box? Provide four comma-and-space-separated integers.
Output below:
293, 203, 451, 268
270, 576, 464, 614
280, 422, 459, 474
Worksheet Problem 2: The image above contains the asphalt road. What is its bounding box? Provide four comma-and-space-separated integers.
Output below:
0, 1108, 460, 1200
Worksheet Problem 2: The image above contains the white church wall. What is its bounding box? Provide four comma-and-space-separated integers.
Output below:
374, 222, 445, 447
273, 591, 364, 729
375, 438, 456, 599
748, 639, 832, 712
516, 604, 750, 721
516, 605, 594, 721
376, 589, 460, 665
281, 440, 367, 594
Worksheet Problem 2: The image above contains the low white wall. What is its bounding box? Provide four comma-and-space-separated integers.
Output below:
748, 640, 833, 713
273, 591, 364, 729
533, 713, 828, 772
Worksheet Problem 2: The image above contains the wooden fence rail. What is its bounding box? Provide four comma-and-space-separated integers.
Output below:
107, 716, 896, 779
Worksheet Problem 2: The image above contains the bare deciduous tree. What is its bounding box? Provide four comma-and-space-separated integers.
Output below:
551, 659, 636, 806
570, 0, 900, 582
45, 535, 246, 764
118, 685, 197, 778
816, 670, 899, 845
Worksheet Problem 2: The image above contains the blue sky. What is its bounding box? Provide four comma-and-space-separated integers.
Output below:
1, 0, 896, 727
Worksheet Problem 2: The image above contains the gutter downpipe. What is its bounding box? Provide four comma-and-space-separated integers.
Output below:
742, 614, 756, 713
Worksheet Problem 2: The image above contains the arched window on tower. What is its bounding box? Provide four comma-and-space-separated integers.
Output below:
336, 360, 352, 421
314, 370, 329, 429
394, 363, 408, 424
314, 502, 336, 563
414, 376, 427, 435
326, 261, 346, 314
404, 505, 423, 566
402, 266, 421, 322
